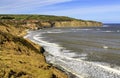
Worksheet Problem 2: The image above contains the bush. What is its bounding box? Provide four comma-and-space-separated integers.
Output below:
1, 16, 15, 19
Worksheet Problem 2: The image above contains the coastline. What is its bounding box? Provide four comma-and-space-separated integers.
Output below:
1, 24, 120, 78
44, 52, 79, 78
0, 14, 103, 78
24, 29, 73, 78
25, 29, 78, 78
26, 27, 120, 78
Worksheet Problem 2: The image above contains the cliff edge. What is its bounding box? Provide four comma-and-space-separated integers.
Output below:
0, 15, 102, 30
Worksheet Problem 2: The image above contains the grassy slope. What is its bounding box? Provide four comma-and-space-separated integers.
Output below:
0, 24, 67, 78
0, 14, 84, 21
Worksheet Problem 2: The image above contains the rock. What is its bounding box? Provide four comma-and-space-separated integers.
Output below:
40, 47, 45, 54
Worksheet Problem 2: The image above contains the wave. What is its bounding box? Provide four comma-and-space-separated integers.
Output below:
103, 25, 110, 27
26, 30, 120, 78
71, 29, 93, 31
99, 30, 120, 33
117, 30, 120, 32
102, 31, 114, 32
96, 30, 115, 33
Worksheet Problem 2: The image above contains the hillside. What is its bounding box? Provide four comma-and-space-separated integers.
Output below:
0, 14, 78, 21
0, 15, 102, 29
0, 25, 68, 78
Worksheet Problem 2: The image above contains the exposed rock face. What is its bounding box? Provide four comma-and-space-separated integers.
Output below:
0, 15, 102, 30
54, 20, 102, 27
0, 19, 102, 30
24, 20, 102, 29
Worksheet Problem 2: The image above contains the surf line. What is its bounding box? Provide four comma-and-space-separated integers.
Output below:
27, 31, 120, 78
34, 33, 120, 73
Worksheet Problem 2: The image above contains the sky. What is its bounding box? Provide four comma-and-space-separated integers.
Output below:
0, 0, 120, 23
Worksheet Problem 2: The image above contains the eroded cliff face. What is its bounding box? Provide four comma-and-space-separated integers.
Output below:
0, 15, 102, 30
0, 20, 102, 30
54, 20, 102, 27
24, 20, 102, 29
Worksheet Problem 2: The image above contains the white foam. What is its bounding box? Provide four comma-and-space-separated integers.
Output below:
117, 30, 120, 32
102, 31, 113, 32
71, 29, 92, 31
25, 31, 120, 78
103, 25, 109, 27
97, 29, 100, 30
46, 31, 63, 33
103, 46, 108, 49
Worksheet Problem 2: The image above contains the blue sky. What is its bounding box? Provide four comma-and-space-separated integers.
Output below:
0, 0, 120, 23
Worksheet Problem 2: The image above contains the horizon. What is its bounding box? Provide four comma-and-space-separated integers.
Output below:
0, 0, 120, 23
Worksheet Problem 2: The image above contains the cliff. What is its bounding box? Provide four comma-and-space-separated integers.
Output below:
0, 15, 102, 30
54, 20, 102, 27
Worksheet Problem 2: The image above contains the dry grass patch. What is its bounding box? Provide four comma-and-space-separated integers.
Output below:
0, 25, 68, 78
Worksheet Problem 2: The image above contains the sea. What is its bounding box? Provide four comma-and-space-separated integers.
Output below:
25, 24, 120, 78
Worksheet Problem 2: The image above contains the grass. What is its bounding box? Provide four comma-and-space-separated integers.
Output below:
0, 14, 102, 29
0, 14, 102, 78
0, 24, 68, 78
0, 14, 78, 21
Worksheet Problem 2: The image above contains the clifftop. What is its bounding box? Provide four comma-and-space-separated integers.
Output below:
0, 14, 102, 29
0, 14, 78, 21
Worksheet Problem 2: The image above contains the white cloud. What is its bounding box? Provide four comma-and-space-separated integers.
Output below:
39, 4, 120, 15
0, 0, 72, 13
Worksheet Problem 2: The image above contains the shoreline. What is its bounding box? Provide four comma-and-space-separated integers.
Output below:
25, 29, 84, 78
26, 28, 120, 78
0, 14, 102, 78
44, 52, 79, 78
24, 29, 74, 78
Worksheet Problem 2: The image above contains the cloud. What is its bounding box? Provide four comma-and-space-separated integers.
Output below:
39, 4, 120, 15
0, 0, 72, 13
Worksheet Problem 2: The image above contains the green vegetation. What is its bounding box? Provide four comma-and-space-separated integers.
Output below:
0, 14, 78, 21
0, 16, 15, 19
0, 14, 102, 78
0, 23, 68, 78
0, 14, 103, 78
0, 14, 102, 29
